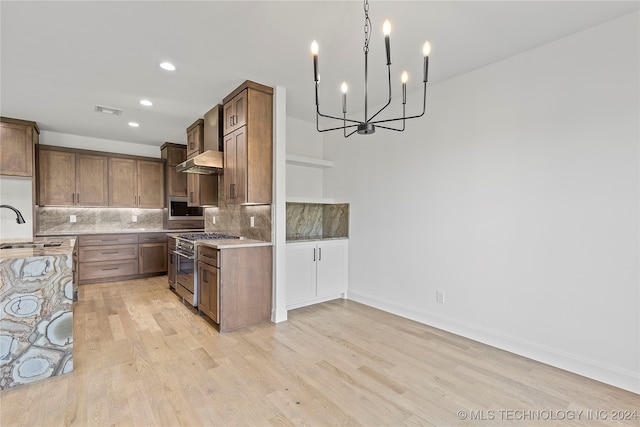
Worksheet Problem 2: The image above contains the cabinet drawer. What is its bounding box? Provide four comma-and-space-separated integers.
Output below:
138, 233, 167, 244
79, 259, 139, 281
79, 234, 138, 246
79, 244, 138, 262
198, 245, 219, 267
167, 220, 204, 230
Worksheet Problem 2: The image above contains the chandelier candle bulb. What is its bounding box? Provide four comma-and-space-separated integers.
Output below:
383, 20, 391, 65
311, 40, 319, 82
401, 71, 408, 104
423, 41, 431, 82
341, 82, 348, 113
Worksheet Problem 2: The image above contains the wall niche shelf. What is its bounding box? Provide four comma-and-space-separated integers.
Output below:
286, 154, 334, 169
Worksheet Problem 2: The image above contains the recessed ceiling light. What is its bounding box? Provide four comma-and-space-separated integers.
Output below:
128, 122, 140, 127
160, 62, 176, 71
140, 99, 153, 106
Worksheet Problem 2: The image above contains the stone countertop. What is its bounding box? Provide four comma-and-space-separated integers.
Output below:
36, 229, 203, 237
0, 237, 77, 260
286, 236, 349, 243
198, 239, 273, 249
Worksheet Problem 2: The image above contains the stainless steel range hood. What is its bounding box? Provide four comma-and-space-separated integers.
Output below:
176, 104, 224, 175
176, 150, 223, 175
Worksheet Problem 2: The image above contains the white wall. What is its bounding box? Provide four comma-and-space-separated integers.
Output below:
0, 176, 33, 239
41, 131, 161, 158
324, 12, 639, 392
286, 116, 325, 200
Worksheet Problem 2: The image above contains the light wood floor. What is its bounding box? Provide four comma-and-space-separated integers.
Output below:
1, 276, 638, 426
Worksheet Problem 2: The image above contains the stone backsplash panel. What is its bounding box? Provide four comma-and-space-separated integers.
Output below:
286, 203, 349, 239
37, 207, 163, 234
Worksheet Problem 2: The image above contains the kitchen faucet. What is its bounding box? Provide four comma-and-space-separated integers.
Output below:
0, 205, 26, 224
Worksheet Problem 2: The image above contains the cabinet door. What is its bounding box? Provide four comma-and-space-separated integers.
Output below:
198, 261, 218, 323
38, 150, 76, 205
167, 164, 187, 197
109, 158, 137, 207
137, 160, 164, 208
0, 122, 34, 177
187, 173, 200, 206
76, 154, 108, 206
223, 90, 247, 136
139, 242, 168, 274
286, 243, 317, 306
316, 241, 348, 298
168, 251, 176, 286
223, 127, 247, 204
186, 125, 202, 159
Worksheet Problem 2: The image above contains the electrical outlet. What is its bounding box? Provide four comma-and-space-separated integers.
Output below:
69, 215, 76, 223
250, 216, 255, 227
436, 290, 444, 304
132, 215, 137, 222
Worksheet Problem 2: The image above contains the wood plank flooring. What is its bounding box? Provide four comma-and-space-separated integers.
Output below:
1, 276, 638, 426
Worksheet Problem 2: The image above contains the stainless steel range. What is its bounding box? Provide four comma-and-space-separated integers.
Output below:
173, 232, 239, 306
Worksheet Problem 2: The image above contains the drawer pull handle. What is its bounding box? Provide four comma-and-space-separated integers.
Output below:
101, 251, 119, 255
101, 267, 119, 271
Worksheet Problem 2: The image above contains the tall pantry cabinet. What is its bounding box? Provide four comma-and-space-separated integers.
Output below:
222, 81, 273, 205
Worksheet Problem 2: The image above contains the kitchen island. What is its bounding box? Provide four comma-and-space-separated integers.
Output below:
0, 237, 77, 389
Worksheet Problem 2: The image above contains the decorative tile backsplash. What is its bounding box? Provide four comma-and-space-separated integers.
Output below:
286, 203, 349, 239
37, 207, 164, 234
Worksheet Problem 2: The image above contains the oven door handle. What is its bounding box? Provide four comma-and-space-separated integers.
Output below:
173, 250, 195, 260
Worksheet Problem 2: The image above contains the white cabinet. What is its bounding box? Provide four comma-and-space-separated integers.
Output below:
286, 239, 348, 309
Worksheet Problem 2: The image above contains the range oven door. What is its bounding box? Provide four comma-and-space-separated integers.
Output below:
174, 250, 196, 306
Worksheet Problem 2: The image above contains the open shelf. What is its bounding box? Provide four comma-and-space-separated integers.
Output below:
286, 154, 335, 169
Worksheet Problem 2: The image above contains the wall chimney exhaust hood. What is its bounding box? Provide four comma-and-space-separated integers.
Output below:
176, 150, 223, 175
176, 104, 224, 175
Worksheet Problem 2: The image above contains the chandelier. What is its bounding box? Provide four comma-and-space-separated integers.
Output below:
311, 0, 431, 137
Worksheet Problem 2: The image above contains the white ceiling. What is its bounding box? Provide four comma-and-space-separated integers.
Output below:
1, 1, 637, 147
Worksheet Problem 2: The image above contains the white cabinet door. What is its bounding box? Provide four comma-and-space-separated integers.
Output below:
286, 242, 317, 306
316, 240, 348, 298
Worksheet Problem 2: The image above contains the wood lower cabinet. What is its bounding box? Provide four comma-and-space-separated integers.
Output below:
286, 239, 348, 309
197, 244, 272, 332
168, 236, 176, 288
0, 117, 39, 177
198, 246, 219, 323
78, 233, 167, 284
139, 233, 167, 274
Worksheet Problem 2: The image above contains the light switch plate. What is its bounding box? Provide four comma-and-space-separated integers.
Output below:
132, 215, 137, 222
69, 215, 77, 223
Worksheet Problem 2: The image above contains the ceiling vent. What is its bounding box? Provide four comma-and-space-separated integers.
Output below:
94, 105, 122, 116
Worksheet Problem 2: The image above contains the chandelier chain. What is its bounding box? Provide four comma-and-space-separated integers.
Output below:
363, 0, 371, 53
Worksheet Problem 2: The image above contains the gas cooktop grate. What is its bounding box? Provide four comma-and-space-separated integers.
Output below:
177, 232, 240, 241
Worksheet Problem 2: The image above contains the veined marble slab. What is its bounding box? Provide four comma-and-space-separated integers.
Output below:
0, 238, 76, 389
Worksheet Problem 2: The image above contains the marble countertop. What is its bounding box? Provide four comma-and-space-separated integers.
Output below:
286, 236, 349, 243
0, 237, 77, 259
36, 229, 203, 237
198, 239, 273, 249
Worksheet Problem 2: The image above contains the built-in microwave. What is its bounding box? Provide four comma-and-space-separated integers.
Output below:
169, 197, 204, 220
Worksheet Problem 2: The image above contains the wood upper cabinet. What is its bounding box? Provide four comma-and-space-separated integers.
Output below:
222, 82, 273, 205
186, 119, 204, 159
161, 143, 187, 198
0, 117, 39, 177
186, 120, 218, 207
108, 158, 137, 206
37, 147, 108, 206
137, 160, 165, 208
223, 90, 247, 136
108, 158, 164, 208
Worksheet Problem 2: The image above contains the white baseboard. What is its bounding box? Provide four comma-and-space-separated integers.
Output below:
348, 290, 639, 394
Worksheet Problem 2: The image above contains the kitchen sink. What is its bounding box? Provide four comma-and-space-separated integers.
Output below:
0, 241, 63, 250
